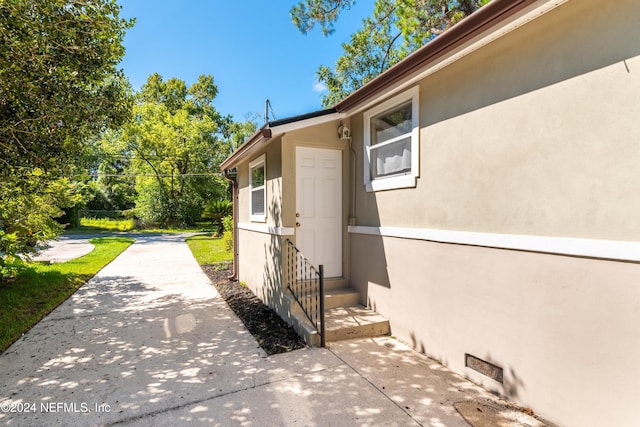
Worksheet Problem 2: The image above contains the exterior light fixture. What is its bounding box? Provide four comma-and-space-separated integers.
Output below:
338, 123, 351, 140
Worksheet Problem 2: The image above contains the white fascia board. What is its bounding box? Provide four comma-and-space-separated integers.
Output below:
221, 132, 268, 169
222, 112, 345, 169
269, 112, 346, 136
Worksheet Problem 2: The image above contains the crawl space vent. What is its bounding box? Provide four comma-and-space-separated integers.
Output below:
465, 354, 504, 383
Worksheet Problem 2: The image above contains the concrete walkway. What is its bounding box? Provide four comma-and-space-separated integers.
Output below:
0, 234, 549, 426
31, 235, 97, 263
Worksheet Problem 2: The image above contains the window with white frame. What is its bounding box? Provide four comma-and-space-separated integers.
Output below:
363, 86, 419, 192
249, 155, 266, 222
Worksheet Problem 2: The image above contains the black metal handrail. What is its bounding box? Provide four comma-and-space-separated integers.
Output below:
285, 239, 325, 347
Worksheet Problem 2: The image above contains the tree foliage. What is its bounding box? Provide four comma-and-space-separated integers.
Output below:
96, 74, 257, 228
291, 0, 490, 107
0, 0, 133, 281
291, 0, 356, 36
0, 169, 82, 279
0, 0, 133, 170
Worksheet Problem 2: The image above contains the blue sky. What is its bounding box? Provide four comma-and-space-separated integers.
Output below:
118, 1, 372, 123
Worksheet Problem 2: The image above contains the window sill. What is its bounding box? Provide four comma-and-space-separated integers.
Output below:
238, 222, 295, 236
365, 174, 417, 192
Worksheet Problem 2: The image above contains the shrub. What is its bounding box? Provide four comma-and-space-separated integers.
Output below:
222, 215, 233, 252
222, 215, 234, 233
0, 231, 23, 281
79, 217, 135, 231
0, 173, 76, 282
202, 200, 232, 235
135, 181, 204, 228
222, 231, 232, 252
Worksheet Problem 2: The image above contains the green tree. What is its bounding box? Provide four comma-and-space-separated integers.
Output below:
87, 130, 137, 211
1, 169, 83, 279
0, 0, 133, 280
291, 0, 489, 107
101, 74, 256, 227
0, 0, 133, 170
128, 101, 225, 226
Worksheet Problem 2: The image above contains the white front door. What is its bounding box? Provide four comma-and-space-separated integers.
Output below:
296, 146, 342, 277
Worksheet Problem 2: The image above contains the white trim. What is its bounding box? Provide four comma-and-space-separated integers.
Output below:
271, 112, 345, 135
363, 174, 417, 192
249, 154, 266, 222
348, 225, 640, 262
363, 86, 420, 192
222, 112, 346, 169
238, 222, 295, 236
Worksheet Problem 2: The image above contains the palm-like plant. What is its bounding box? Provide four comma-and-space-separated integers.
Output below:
202, 199, 232, 235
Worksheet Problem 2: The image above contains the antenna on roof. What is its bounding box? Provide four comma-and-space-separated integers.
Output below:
264, 99, 276, 124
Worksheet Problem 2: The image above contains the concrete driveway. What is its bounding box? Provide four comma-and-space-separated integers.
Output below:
31, 235, 97, 263
0, 234, 549, 426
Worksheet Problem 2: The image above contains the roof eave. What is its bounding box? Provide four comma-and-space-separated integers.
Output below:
221, 0, 552, 170
334, 0, 540, 113
220, 109, 344, 170
220, 126, 270, 170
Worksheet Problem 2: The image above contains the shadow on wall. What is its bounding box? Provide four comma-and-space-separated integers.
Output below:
260, 196, 290, 324
328, 337, 544, 427
350, 232, 391, 309
504, 366, 526, 400
408, 331, 439, 365
408, 328, 528, 401
462, 351, 527, 401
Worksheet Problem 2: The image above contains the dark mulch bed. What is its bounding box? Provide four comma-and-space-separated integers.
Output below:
201, 263, 306, 355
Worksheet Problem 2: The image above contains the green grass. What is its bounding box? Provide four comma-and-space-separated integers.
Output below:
0, 237, 134, 353
137, 223, 217, 234
80, 217, 136, 231
66, 221, 216, 235
186, 234, 232, 265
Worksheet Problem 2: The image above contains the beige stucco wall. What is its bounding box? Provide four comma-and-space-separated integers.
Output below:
348, 1, 640, 426
234, 120, 351, 322
236, 121, 349, 232
235, 138, 289, 317
281, 121, 352, 271
350, 233, 640, 427
352, 0, 640, 241
237, 137, 283, 226
236, 229, 292, 320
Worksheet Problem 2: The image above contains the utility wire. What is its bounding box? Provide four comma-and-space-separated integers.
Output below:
87, 173, 223, 177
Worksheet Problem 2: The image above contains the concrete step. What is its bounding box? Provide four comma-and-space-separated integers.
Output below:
325, 305, 390, 342
286, 288, 360, 310
283, 292, 321, 347
287, 309, 321, 347
285, 300, 390, 346
325, 288, 360, 309
289, 278, 348, 292
324, 278, 348, 291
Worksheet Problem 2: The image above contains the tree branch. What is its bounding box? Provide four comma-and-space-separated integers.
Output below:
380, 31, 403, 72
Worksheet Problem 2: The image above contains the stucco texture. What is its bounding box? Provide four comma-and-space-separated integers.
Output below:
349, 0, 640, 426
353, 0, 640, 241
